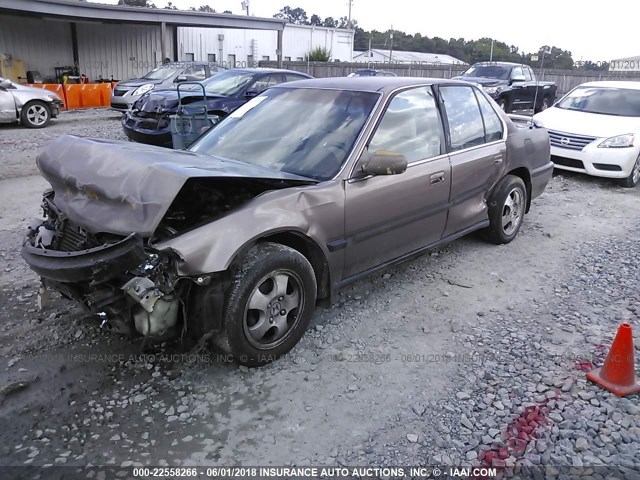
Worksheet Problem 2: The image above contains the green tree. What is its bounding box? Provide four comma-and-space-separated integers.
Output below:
305, 47, 331, 61
117, 0, 153, 6
309, 14, 322, 26
323, 17, 338, 28
274, 6, 308, 25
190, 5, 216, 12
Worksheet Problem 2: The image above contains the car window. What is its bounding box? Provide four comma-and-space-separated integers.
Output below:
285, 74, 307, 82
523, 67, 532, 81
191, 88, 380, 181
511, 66, 524, 79
475, 91, 504, 142
183, 65, 206, 80
368, 86, 444, 163
250, 74, 283, 94
440, 85, 486, 151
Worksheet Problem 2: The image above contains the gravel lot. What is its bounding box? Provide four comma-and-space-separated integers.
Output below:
0, 109, 639, 478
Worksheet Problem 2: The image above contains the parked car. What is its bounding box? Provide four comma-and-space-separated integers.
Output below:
22, 77, 552, 366
348, 69, 397, 77
455, 62, 557, 113
122, 68, 313, 147
111, 61, 221, 112
533, 81, 640, 187
0, 77, 63, 128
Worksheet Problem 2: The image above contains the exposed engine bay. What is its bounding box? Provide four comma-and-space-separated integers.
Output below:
22, 175, 298, 342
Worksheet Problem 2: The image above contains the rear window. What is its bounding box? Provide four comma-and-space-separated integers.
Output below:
556, 86, 640, 117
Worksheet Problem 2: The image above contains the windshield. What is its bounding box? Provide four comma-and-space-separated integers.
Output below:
462, 65, 511, 80
202, 70, 256, 96
190, 87, 380, 181
556, 86, 640, 117
142, 65, 182, 81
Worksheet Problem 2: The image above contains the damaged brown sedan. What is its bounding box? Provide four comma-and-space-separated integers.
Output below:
22, 77, 553, 366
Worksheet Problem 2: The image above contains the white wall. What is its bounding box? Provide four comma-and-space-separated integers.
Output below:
176, 24, 353, 66
0, 15, 74, 80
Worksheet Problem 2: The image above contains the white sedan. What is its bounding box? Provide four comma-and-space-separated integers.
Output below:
533, 81, 640, 187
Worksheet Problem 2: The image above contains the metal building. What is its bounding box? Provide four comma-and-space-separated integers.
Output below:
177, 24, 354, 67
0, 0, 285, 82
353, 49, 466, 66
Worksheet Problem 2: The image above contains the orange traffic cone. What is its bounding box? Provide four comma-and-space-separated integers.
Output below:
586, 323, 640, 397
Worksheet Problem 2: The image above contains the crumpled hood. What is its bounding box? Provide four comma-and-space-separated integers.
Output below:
135, 90, 224, 113
37, 135, 315, 237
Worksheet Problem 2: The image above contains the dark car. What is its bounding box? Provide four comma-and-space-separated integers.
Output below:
111, 61, 222, 112
348, 69, 397, 77
23, 77, 553, 366
122, 68, 313, 147
454, 62, 557, 113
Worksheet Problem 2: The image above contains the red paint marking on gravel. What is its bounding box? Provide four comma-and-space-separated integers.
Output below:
473, 394, 560, 480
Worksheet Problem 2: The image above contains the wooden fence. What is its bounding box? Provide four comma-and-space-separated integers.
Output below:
261, 61, 640, 96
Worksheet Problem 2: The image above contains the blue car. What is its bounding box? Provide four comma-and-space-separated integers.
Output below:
122, 68, 313, 148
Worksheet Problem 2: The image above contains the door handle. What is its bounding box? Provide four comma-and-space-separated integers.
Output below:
493, 154, 504, 164
430, 171, 445, 185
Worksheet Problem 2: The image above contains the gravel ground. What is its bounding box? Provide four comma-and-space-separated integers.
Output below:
0, 110, 639, 478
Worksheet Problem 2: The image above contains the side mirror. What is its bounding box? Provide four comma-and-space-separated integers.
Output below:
360, 150, 408, 176
0, 79, 11, 89
175, 75, 188, 83
511, 75, 526, 83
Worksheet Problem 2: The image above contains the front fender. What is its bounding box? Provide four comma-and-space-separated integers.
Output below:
156, 181, 344, 276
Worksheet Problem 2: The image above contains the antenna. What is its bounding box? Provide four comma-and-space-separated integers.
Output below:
530, 46, 551, 127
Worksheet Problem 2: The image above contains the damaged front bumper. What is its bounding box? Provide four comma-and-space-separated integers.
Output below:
21, 233, 146, 284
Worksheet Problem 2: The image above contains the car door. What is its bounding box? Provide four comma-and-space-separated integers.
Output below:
438, 85, 506, 237
0, 83, 16, 122
343, 86, 451, 279
509, 66, 528, 109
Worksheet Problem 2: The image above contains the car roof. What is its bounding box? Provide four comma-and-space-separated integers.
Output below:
473, 61, 524, 67
226, 68, 312, 77
574, 81, 640, 90
274, 76, 472, 93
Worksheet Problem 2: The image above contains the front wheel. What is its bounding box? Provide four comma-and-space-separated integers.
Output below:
486, 175, 527, 245
214, 242, 317, 366
619, 154, 640, 188
21, 101, 51, 128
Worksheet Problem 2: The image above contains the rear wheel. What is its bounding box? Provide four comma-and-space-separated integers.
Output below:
619, 154, 640, 188
486, 175, 527, 244
534, 95, 551, 114
497, 96, 511, 113
21, 101, 51, 128
214, 242, 317, 366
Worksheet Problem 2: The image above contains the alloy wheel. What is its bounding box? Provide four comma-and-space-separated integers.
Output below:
243, 270, 304, 349
501, 188, 524, 236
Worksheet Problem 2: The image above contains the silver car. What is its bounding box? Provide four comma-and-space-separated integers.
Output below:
0, 77, 63, 128
111, 61, 220, 112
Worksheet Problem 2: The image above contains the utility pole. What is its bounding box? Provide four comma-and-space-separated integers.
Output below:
348, 0, 353, 29
489, 39, 494, 61
389, 26, 394, 65
241, 0, 249, 15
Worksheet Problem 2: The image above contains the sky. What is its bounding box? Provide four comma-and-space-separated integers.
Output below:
90, 0, 639, 61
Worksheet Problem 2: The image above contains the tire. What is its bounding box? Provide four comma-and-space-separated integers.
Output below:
534, 95, 551, 114
486, 175, 527, 245
619, 154, 640, 188
214, 242, 317, 367
21, 101, 51, 128
497, 96, 511, 113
